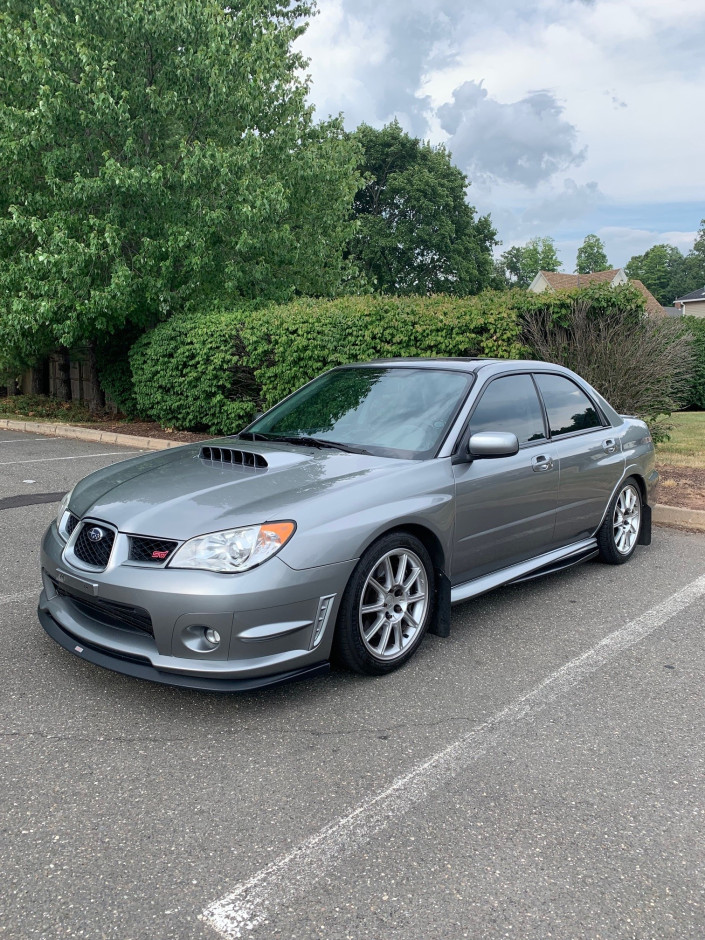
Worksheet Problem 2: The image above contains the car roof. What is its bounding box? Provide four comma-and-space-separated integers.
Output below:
339, 357, 566, 375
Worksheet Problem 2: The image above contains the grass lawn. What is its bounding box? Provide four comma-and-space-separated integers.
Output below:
656, 412, 705, 469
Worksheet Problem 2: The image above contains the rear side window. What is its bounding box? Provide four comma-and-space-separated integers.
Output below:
535, 373, 602, 437
468, 374, 546, 444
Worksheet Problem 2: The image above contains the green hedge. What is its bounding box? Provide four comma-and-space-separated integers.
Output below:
128, 284, 649, 434
683, 316, 705, 409
129, 294, 526, 433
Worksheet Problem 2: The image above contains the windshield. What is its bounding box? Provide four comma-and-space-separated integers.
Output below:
244, 366, 473, 459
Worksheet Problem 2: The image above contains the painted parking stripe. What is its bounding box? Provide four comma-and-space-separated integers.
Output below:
0, 438, 60, 443
202, 572, 705, 939
0, 451, 142, 466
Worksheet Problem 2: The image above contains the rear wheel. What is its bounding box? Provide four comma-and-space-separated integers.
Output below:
334, 533, 435, 675
597, 478, 642, 564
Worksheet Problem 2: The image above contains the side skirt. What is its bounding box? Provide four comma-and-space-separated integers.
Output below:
450, 538, 598, 606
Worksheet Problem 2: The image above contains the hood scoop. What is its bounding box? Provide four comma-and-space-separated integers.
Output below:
199, 445, 268, 470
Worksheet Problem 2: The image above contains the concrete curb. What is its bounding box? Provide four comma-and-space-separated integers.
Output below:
653, 503, 705, 532
2, 418, 704, 529
0, 417, 182, 451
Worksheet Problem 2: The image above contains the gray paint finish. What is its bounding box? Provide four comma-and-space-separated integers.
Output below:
38, 359, 658, 687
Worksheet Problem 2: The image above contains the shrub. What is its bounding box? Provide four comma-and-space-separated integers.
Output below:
130, 294, 526, 433
521, 301, 694, 441
682, 316, 705, 409
128, 284, 655, 435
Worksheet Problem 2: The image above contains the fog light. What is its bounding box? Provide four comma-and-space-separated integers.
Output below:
204, 628, 221, 647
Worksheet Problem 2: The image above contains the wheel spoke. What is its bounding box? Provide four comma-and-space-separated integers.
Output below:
361, 600, 385, 614
403, 567, 420, 591
392, 620, 403, 650
377, 620, 393, 653
367, 577, 386, 598
402, 610, 419, 631
395, 553, 408, 586
383, 555, 394, 590
364, 612, 386, 641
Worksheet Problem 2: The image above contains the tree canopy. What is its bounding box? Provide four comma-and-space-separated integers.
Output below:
348, 121, 497, 295
624, 222, 705, 305
575, 234, 610, 274
495, 237, 561, 289
625, 244, 688, 305
0, 0, 361, 372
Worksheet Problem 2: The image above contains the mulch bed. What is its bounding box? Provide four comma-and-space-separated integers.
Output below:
655, 466, 705, 512
75, 420, 215, 444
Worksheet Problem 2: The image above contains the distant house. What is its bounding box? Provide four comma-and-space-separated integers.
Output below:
528, 267, 665, 317
674, 287, 705, 318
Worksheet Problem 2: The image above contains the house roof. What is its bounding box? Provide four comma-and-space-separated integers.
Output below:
538, 269, 622, 290
534, 268, 664, 316
675, 286, 705, 303
628, 279, 664, 318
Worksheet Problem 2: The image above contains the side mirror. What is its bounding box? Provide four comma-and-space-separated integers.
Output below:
467, 431, 519, 459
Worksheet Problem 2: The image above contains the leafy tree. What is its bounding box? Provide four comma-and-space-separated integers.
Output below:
625, 244, 688, 305
348, 121, 498, 295
0, 0, 361, 407
497, 237, 560, 288
575, 234, 610, 274
682, 219, 705, 295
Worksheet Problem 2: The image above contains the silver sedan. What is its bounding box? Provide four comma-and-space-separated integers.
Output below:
39, 358, 657, 689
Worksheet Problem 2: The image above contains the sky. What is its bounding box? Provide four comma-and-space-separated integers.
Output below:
297, 0, 705, 271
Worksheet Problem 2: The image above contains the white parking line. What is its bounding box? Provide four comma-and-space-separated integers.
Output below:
0, 451, 141, 466
202, 572, 705, 939
0, 438, 60, 443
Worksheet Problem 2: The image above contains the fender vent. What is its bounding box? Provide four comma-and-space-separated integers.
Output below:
199, 446, 268, 470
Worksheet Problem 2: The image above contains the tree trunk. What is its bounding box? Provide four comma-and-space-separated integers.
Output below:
55, 347, 72, 401
30, 358, 50, 396
85, 343, 105, 414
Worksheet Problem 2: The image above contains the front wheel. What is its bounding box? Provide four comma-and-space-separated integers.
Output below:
597, 478, 642, 564
334, 533, 435, 675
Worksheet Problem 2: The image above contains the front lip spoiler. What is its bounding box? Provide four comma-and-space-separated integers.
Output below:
38, 607, 330, 693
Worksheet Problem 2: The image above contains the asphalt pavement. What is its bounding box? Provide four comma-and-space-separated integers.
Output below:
0, 428, 704, 940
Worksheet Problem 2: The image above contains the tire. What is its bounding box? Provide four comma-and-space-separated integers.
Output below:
334, 532, 435, 675
597, 477, 642, 565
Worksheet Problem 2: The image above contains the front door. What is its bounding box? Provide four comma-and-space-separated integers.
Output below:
451, 374, 559, 585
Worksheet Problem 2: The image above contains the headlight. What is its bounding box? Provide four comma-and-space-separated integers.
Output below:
168, 521, 296, 573
56, 488, 74, 531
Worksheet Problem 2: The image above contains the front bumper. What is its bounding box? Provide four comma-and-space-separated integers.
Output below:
39, 521, 356, 689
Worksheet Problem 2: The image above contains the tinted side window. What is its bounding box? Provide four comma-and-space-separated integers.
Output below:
535, 374, 602, 437
468, 375, 546, 444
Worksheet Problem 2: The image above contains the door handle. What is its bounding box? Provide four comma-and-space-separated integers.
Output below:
531, 454, 554, 472
603, 438, 618, 454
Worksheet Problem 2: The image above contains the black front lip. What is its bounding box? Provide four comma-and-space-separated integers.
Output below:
38, 607, 330, 693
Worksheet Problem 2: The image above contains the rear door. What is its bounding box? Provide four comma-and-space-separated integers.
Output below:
451, 373, 559, 584
533, 372, 625, 546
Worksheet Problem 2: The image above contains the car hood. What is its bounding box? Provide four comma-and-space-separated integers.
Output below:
69, 439, 410, 541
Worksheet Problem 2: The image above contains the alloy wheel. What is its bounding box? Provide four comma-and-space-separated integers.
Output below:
358, 549, 429, 661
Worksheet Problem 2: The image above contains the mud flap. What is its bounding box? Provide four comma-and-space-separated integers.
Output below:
429, 570, 451, 638
638, 503, 652, 546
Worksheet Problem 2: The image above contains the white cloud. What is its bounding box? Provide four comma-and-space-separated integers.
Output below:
298, 0, 705, 260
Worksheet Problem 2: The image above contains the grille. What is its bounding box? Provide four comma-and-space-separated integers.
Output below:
73, 523, 116, 569
200, 445, 268, 469
66, 513, 79, 536
50, 578, 153, 636
129, 536, 179, 564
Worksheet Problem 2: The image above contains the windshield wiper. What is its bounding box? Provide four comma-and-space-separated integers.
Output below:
267, 435, 369, 455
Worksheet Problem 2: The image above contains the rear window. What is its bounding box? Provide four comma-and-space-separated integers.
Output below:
534, 373, 602, 437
